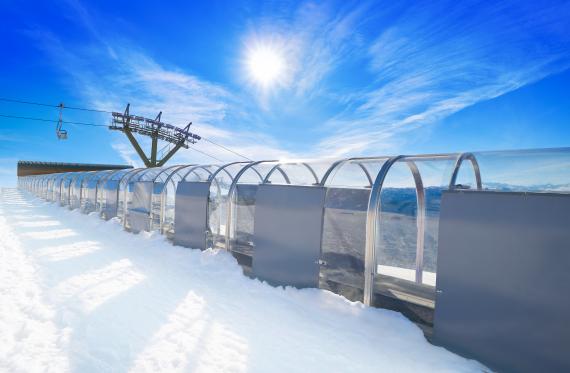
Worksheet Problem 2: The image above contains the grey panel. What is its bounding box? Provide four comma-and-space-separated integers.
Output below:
129, 209, 150, 232
252, 184, 326, 288
173, 182, 209, 250
434, 191, 570, 373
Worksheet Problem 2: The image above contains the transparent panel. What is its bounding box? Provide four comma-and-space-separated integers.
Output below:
51, 174, 66, 202
319, 157, 388, 301
266, 163, 318, 185
455, 148, 570, 193
70, 172, 92, 210
415, 157, 456, 286
80, 171, 111, 213
150, 166, 187, 231
60, 173, 80, 206
118, 169, 146, 222
227, 162, 277, 262
208, 164, 245, 249
376, 161, 419, 281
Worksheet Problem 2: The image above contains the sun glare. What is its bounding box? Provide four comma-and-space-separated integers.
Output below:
246, 45, 284, 87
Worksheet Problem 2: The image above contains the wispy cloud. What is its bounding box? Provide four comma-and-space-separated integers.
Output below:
27, 7, 295, 163
312, 1, 570, 156
111, 143, 141, 168
26, 0, 570, 164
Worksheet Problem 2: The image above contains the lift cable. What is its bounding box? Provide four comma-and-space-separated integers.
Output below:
0, 113, 108, 127
0, 96, 252, 161
0, 112, 225, 162
187, 146, 224, 162
0, 97, 113, 113
201, 137, 253, 161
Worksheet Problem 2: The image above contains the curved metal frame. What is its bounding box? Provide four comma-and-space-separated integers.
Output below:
145, 165, 189, 230
449, 152, 483, 190
157, 164, 216, 233
180, 164, 217, 181
93, 169, 123, 212
53, 172, 67, 205
69, 171, 91, 209
320, 156, 389, 187
262, 164, 291, 184
363, 152, 483, 306
206, 161, 250, 184
224, 160, 277, 251
60, 172, 79, 206
78, 170, 114, 213
262, 162, 319, 185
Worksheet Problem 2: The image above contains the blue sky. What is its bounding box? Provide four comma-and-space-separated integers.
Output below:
1, 0, 569, 186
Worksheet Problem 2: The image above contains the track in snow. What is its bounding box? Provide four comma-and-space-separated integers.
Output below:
0, 188, 486, 372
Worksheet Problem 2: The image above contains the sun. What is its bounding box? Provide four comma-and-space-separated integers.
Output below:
246, 45, 285, 87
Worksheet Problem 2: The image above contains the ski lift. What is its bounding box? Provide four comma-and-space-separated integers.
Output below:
56, 102, 68, 140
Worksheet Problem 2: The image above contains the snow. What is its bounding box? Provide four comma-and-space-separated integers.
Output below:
377, 265, 437, 286
0, 188, 486, 372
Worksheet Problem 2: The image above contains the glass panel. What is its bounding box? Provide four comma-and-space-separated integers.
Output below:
319, 158, 388, 301
415, 158, 456, 286
376, 161, 418, 281
455, 148, 570, 193
207, 163, 249, 249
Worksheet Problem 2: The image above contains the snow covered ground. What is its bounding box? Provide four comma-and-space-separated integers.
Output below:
0, 188, 486, 372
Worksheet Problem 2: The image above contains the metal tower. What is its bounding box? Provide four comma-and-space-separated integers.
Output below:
109, 104, 201, 167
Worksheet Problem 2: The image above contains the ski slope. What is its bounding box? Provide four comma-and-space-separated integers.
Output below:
0, 188, 486, 372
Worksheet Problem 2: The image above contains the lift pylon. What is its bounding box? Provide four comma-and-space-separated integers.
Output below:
109, 104, 201, 167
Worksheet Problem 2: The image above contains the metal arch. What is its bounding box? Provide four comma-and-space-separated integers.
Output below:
206, 162, 252, 236
160, 164, 212, 202
356, 162, 374, 187
262, 164, 291, 184
93, 170, 122, 212
263, 162, 318, 185
449, 152, 483, 190
363, 155, 405, 306
320, 156, 389, 187
69, 171, 96, 208
206, 161, 251, 184
49, 174, 62, 201
364, 153, 464, 305
86, 170, 115, 210
76, 171, 95, 205
57, 173, 69, 203
249, 165, 265, 181
275, 167, 291, 184
319, 159, 348, 186
180, 164, 216, 181
165, 164, 203, 184
406, 160, 426, 285
151, 164, 187, 184
148, 165, 188, 231
68, 172, 89, 208
224, 160, 277, 252
301, 163, 320, 184
131, 166, 162, 182
61, 172, 78, 205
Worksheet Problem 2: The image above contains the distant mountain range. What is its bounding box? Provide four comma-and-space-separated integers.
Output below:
380, 183, 570, 216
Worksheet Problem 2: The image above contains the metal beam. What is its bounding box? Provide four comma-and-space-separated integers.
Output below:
124, 127, 151, 167
109, 105, 200, 168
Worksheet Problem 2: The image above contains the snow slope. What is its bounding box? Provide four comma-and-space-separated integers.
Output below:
0, 188, 486, 372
